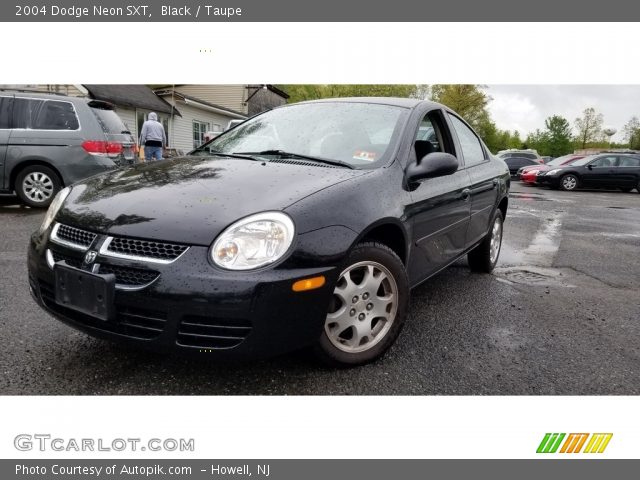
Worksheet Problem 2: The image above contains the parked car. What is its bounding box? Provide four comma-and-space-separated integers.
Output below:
537, 153, 640, 191
497, 149, 543, 164
226, 119, 245, 131
504, 156, 540, 177
0, 91, 135, 207
518, 154, 585, 185
28, 97, 509, 366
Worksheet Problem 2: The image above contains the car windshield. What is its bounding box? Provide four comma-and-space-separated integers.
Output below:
191, 102, 409, 168
568, 156, 597, 166
547, 155, 575, 166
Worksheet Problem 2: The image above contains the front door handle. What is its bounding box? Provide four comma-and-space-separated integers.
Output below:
461, 189, 471, 201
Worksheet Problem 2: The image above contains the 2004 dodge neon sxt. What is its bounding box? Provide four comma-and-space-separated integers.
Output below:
28, 98, 509, 366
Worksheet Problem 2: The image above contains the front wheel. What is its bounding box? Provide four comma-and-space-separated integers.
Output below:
315, 242, 409, 367
468, 210, 504, 273
560, 174, 579, 191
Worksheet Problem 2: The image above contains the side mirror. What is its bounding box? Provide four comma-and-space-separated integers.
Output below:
406, 152, 459, 183
587, 164, 593, 170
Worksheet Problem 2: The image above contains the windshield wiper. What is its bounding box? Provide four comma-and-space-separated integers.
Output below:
199, 151, 263, 161
235, 150, 355, 169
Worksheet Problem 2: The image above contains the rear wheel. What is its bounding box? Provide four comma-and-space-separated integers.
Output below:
468, 210, 503, 273
620, 187, 632, 193
560, 174, 579, 191
15, 165, 62, 208
315, 242, 409, 367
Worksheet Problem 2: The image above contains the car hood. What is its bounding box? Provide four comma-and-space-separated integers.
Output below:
57, 156, 370, 245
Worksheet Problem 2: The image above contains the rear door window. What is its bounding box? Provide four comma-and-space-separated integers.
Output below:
0, 96, 12, 129
448, 114, 486, 167
13, 98, 79, 130
619, 156, 640, 167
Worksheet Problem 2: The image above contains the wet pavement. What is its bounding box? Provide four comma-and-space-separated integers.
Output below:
1, 182, 639, 395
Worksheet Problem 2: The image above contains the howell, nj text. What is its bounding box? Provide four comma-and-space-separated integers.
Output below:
209, 464, 270, 477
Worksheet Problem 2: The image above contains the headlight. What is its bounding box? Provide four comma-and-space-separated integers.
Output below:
546, 169, 561, 175
210, 212, 295, 270
39, 187, 70, 234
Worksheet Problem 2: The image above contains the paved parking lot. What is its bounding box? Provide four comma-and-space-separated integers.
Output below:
1, 182, 639, 395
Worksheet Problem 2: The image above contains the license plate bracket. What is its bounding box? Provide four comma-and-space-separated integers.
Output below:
54, 262, 116, 322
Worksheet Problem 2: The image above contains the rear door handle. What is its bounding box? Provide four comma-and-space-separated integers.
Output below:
461, 189, 471, 201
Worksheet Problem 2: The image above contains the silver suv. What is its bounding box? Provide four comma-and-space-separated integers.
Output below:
0, 91, 135, 207
496, 149, 542, 162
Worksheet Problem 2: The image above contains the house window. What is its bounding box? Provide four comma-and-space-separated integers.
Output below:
193, 120, 210, 149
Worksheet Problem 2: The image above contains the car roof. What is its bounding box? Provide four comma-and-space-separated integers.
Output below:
296, 96, 437, 110
0, 89, 79, 101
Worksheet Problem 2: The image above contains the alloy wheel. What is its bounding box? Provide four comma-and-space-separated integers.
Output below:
325, 261, 398, 353
22, 172, 54, 203
562, 175, 577, 190
489, 216, 503, 265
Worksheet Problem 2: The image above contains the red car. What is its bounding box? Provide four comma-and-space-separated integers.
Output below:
519, 154, 585, 184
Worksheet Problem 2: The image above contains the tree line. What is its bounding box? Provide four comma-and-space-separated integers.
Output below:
279, 85, 640, 155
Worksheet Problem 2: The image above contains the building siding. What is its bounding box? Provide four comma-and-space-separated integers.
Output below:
170, 85, 248, 114
161, 97, 237, 153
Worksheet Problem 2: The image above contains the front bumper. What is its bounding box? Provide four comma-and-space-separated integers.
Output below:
520, 173, 539, 184
536, 174, 561, 187
28, 229, 338, 360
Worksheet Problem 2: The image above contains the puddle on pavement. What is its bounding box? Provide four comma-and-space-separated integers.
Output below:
500, 212, 564, 268
495, 210, 572, 287
494, 266, 575, 288
509, 192, 550, 201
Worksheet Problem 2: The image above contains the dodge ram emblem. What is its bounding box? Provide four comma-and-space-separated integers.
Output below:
83, 251, 98, 265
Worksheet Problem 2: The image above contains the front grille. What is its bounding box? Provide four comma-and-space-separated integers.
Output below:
98, 264, 159, 287
50, 250, 83, 269
56, 224, 97, 248
106, 237, 188, 261
177, 315, 252, 349
49, 249, 159, 288
38, 280, 167, 340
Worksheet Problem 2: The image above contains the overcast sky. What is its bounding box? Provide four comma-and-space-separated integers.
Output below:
484, 85, 640, 142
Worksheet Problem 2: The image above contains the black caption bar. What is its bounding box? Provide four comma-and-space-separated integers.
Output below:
3, 460, 639, 479
3, 0, 640, 21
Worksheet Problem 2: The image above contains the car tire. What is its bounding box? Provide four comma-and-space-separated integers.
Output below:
559, 174, 579, 191
314, 242, 409, 367
620, 187, 632, 193
468, 209, 504, 274
15, 165, 62, 208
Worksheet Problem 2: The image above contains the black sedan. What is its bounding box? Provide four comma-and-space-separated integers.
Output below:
537, 153, 640, 191
28, 98, 510, 366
